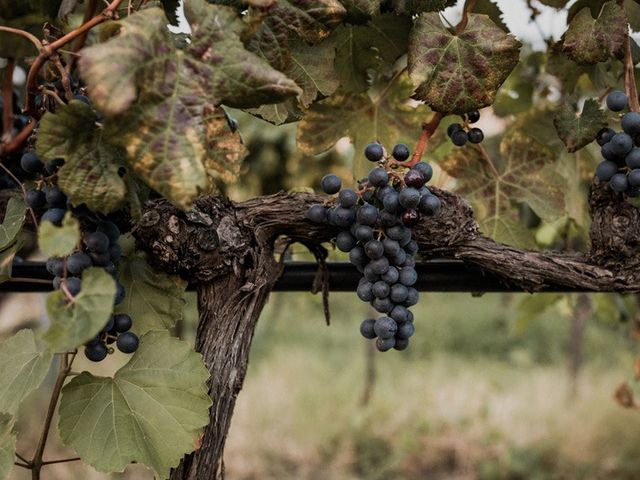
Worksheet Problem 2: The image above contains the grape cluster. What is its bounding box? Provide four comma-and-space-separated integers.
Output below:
595, 90, 640, 196
446, 110, 484, 147
307, 143, 441, 352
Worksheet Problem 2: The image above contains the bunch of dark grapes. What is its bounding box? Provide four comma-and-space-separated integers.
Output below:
595, 90, 640, 197
446, 110, 484, 147
21, 119, 138, 363
307, 142, 441, 352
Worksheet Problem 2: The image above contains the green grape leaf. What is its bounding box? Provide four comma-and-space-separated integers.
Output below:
0, 329, 52, 415
38, 212, 80, 258
494, 52, 543, 117
440, 129, 564, 247
80, 2, 300, 208
561, 2, 627, 65
37, 101, 127, 214
0, 241, 22, 284
391, 0, 457, 14
335, 13, 411, 93
0, 196, 26, 251
115, 252, 186, 335
0, 414, 15, 480
545, 46, 588, 92
554, 99, 609, 152
250, 37, 340, 124
58, 331, 211, 478
474, 0, 508, 32
408, 13, 521, 114
297, 75, 431, 178
44, 268, 116, 353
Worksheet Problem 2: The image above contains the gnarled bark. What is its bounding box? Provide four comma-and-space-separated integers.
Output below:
133, 178, 640, 480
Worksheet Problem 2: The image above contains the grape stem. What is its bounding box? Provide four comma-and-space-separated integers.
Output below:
24, 0, 126, 114
455, 0, 477, 34
1, 58, 14, 141
476, 143, 500, 178
409, 112, 444, 167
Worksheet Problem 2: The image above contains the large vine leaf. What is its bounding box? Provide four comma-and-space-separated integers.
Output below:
0, 196, 26, 251
38, 212, 80, 258
115, 252, 187, 335
0, 414, 15, 480
80, 2, 301, 208
392, 0, 457, 14
408, 13, 521, 114
554, 98, 610, 152
0, 329, 52, 415
251, 37, 340, 124
474, 0, 508, 32
440, 128, 564, 247
561, 2, 627, 65
37, 101, 127, 214
44, 268, 116, 353
494, 52, 543, 117
341, 0, 384, 20
297, 76, 431, 177
58, 331, 211, 478
334, 13, 411, 93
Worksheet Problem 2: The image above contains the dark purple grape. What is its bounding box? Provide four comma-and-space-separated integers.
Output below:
96, 222, 121, 243
610, 173, 629, 192
628, 169, 640, 188
368, 167, 389, 187
404, 170, 426, 189
372, 297, 393, 313
595, 160, 618, 182
67, 252, 92, 276
116, 332, 139, 354
365, 143, 384, 162
397, 322, 415, 339
412, 162, 433, 183
393, 338, 409, 350
65, 277, 82, 296
622, 112, 640, 136
46, 257, 65, 276
626, 148, 640, 169
401, 209, 420, 226
451, 130, 468, 146
41, 208, 65, 226
336, 231, 357, 252
355, 225, 374, 242
390, 305, 410, 323
390, 283, 409, 303
607, 90, 628, 112
45, 186, 67, 208
466, 110, 480, 123
307, 204, 327, 223
381, 266, 399, 284
610, 133, 633, 156
357, 281, 374, 302
321, 174, 341, 194
374, 317, 397, 339
20, 151, 43, 174
376, 337, 395, 352
468, 128, 484, 144
399, 267, 417, 286
25, 190, 46, 209
368, 257, 390, 275
399, 188, 420, 209
418, 194, 441, 216
392, 144, 410, 161
357, 204, 378, 226
338, 189, 358, 207
447, 123, 462, 137
372, 281, 390, 299
365, 240, 384, 259
84, 342, 108, 362
85, 232, 110, 253
596, 127, 615, 146
360, 318, 377, 339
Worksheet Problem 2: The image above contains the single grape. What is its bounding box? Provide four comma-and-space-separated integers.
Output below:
397, 322, 415, 339
451, 130, 468, 147
349, 246, 366, 267
307, 204, 327, 223
626, 148, 640, 169
321, 174, 341, 194
386, 225, 405, 241
382, 191, 400, 213
606, 90, 628, 112
46, 257, 65, 276
382, 238, 401, 257
418, 194, 441, 216
376, 185, 394, 201
360, 318, 377, 339
466, 110, 481, 123
116, 331, 139, 354
379, 211, 397, 228
595, 161, 619, 182
468, 128, 484, 144
89, 251, 111, 266
610, 172, 629, 192
390, 305, 410, 323
374, 316, 398, 339
355, 225, 374, 242
65, 277, 82, 296
363, 264, 379, 282
96, 221, 121, 243
336, 231, 357, 252
85, 231, 110, 253
447, 123, 462, 137
596, 127, 616, 146
389, 248, 407, 267
338, 189, 358, 207
404, 287, 419, 307
364, 143, 384, 162
412, 162, 433, 183
622, 112, 640, 136
376, 337, 396, 352
390, 283, 409, 303
381, 266, 399, 284
84, 342, 108, 362
372, 281, 390, 299
393, 338, 409, 351
404, 170, 426, 189
44, 186, 67, 208
334, 207, 356, 228
362, 190, 375, 204
399, 187, 420, 209
41, 208, 65, 226
357, 281, 374, 302
113, 313, 132, 333
392, 144, 410, 161
20, 151, 44, 174
404, 240, 418, 256
610, 133, 634, 157
66, 252, 92, 276
25, 190, 46, 209
357, 204, 378, 226
368, 167, 389, 187
365, 240, 384, 259
369, 257, 390, 275
372, 296, 394, 313
601, 142, 624, 164
43, 159, 64, 176
399, 267, 418, 286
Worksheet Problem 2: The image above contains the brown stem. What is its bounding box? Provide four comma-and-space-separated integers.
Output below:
41, 457, 81, 466
624, 34, 639, 112
25, 0, 126, 113
0, 121, 36, 156
2, 58, 14, 141
476, 143, 500, 178
455, 0, 477, 34
31, 354, 73, 480
14, 462, 31, 469
409, 111, 444, 166
51, 55, 73, 101
15, 452, 31, 465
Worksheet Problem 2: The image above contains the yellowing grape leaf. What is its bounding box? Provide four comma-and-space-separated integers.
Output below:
554, 98, 610, 152
440, 129, 564, 247
408, 13, 521, 114
0, 329, 52, 415
115, 252, 187, 335
37, 101, 127, 214
80, 1, 301, 208
561, 2, 627, 65
297, 76, 432, 178
58, 331, 211, 478
38, 212, 80, 258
